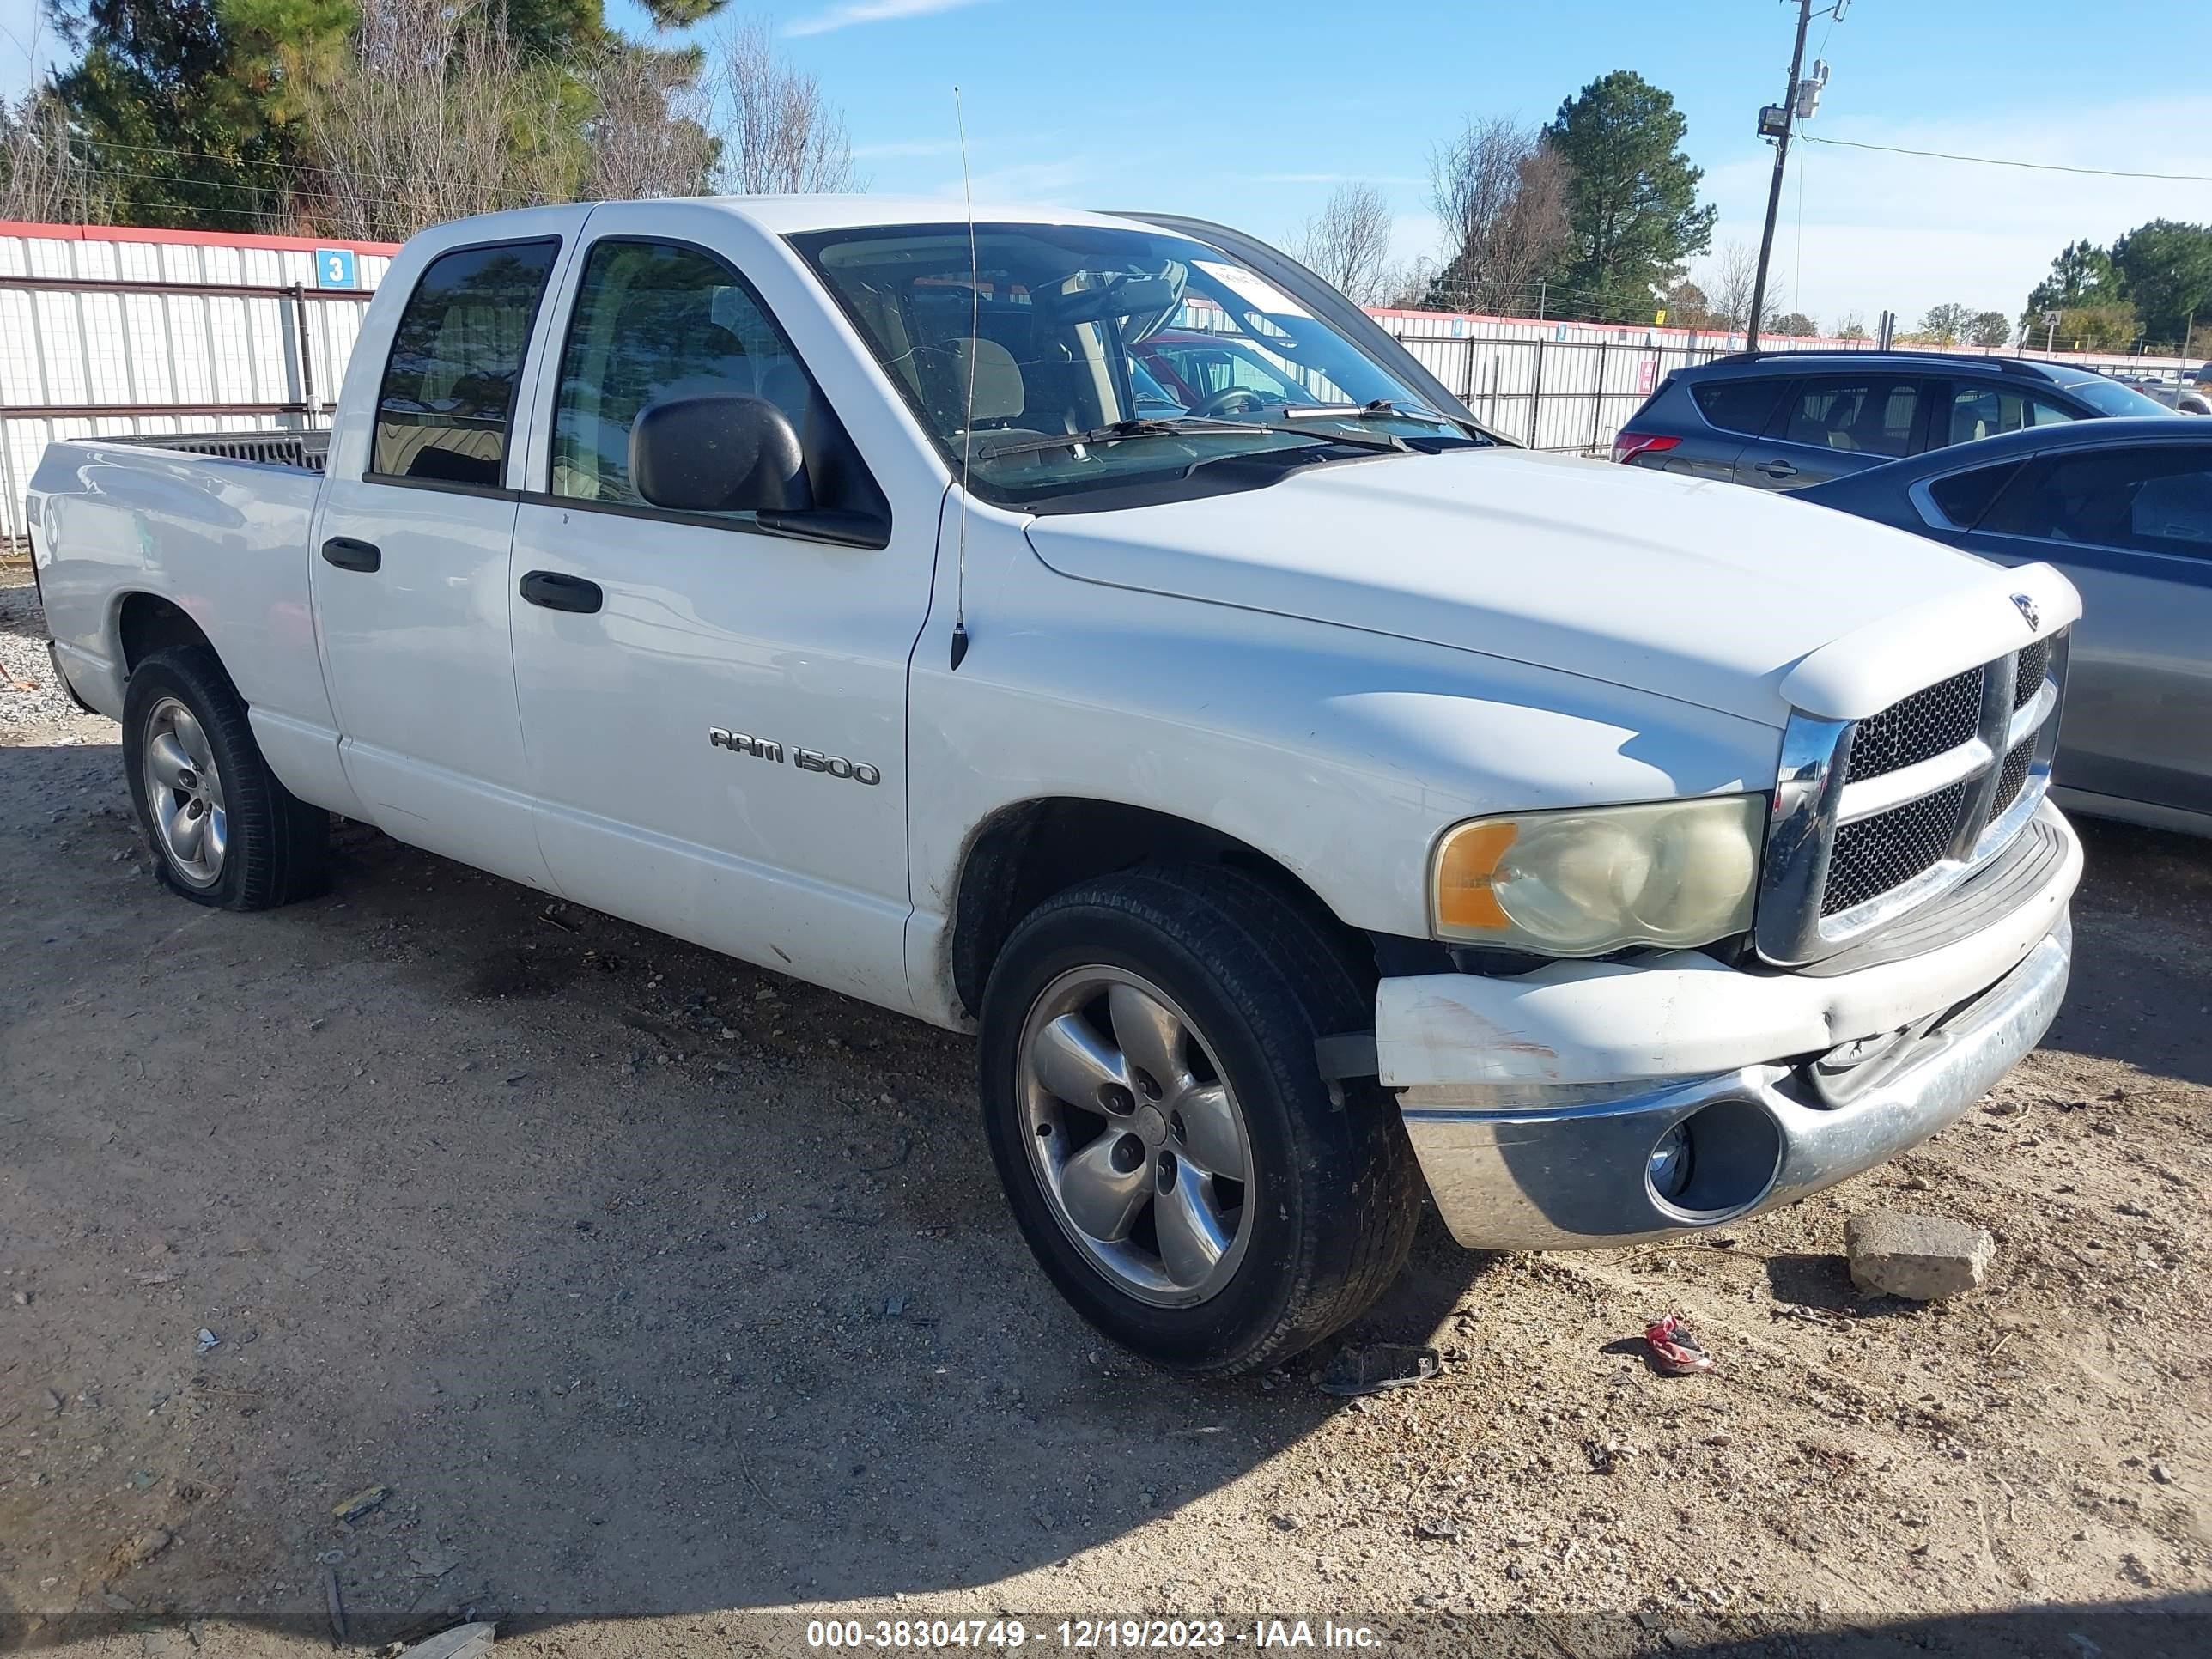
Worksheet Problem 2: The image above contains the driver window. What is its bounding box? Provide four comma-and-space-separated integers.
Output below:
1947, 385, 2079, 446
552, 239, 817, 508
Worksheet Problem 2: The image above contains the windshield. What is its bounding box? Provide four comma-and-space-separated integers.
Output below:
2063, 374, 2177, 418
788, 222, 1482, 507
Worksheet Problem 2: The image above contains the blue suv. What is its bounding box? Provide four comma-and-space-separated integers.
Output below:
1613, 350, 2173, 490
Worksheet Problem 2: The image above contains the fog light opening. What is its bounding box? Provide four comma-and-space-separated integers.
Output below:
1647, 1123, 1694, 1201
1648, 1097, 1786, 1223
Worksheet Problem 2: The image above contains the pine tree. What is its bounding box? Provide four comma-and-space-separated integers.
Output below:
1540, 71, 1716, 325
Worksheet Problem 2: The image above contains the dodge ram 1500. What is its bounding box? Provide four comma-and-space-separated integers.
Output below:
28, 198, 2081, 1370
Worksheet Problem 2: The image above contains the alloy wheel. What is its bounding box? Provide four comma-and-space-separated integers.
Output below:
1016, 965, 1255, 1307
142, 696, 227, 888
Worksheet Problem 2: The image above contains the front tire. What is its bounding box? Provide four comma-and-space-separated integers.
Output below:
123, 645, 329, 910
979, 866, 1421, 1374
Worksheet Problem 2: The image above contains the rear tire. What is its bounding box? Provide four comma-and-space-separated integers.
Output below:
979, 865, 1421, 1374
123, 645, 329, 911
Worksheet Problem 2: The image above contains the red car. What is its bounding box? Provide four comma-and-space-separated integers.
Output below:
1130, 328, 1326, 416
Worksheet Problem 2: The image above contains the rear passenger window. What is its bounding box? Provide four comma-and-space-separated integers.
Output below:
1783, 377, 1922, 458
1927, 461, 2022, 527
551, 239, 817, 510
1982, 446, 2212, 556
1691, 379, 1787, 436
373, 240, 560, 488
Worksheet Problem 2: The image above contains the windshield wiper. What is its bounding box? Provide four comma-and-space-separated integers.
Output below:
973, 416, 1405, 463
1281, 399, 1484, 438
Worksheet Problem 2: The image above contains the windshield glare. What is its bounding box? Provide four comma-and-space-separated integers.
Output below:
2064, 375, 2177, 418
789, 222, 1474, 504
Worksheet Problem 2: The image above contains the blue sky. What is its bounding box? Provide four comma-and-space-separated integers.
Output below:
5, 1, 2209, 329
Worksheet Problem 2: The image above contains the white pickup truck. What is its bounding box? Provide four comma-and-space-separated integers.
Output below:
29, 198, 2082, 1372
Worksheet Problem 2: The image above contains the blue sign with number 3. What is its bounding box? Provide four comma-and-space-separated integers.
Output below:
315, 248, 357, 290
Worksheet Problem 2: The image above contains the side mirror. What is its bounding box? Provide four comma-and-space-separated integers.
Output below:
631, 394, 813, 515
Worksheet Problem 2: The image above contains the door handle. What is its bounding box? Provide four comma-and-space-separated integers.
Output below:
519, 570, 604, 614
320, 536, 381, 572
1755, 459, 1799, 479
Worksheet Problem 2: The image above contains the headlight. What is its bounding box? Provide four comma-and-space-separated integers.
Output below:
1431, 796, 1765, 957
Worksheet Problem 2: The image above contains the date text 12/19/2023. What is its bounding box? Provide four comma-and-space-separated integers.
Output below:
804, 1620, 1383, 1650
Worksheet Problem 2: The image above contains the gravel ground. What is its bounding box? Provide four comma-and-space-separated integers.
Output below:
0, 574, 110, 747
1, 564, 2208, 1657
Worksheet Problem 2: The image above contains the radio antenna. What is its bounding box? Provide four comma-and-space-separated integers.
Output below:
949, 84, 976, 672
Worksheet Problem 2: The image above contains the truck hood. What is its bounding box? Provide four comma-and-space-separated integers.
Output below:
1022, 447, 2078, 726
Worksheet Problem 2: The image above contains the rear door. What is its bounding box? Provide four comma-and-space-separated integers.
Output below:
1953, 440, 2212, 820
311, 222, 574, 887
503, 211, 930, 1009
1676, 375, 1790, 482
1740, 372, 1932, 489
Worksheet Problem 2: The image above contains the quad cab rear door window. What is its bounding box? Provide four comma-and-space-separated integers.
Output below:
372, 240, 561, 489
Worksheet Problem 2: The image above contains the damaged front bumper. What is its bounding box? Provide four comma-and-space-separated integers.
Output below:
1377, 801, 2079, 1251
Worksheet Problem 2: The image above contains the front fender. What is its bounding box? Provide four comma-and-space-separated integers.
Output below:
902, 514, 1782, 1022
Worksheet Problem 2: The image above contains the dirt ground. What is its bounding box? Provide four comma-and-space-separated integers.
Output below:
2, 565, 2207, 1658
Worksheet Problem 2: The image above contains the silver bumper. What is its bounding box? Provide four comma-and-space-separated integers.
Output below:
1397, 914, 2071, 1250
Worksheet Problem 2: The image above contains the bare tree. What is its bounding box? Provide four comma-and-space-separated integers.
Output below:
1662, 279, 1715, 330
1287, 183, 1394, 305
1704, 240, 1786, 336
0, 88, 109, 224
302, 0, 574, 242
707, 16, 862, 195
1380, 255, 1437, 310
581, 44, 717, 202
1425, 118, 1571, 313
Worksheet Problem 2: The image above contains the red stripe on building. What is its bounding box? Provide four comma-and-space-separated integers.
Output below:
0, 221, 401, 256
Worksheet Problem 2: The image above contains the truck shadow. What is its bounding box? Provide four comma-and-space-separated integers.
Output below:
0, 738, 1491, 1645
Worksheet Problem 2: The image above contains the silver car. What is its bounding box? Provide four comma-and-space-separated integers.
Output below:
1800, 417, 2212, 836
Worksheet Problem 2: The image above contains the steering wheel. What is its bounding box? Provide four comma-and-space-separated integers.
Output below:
1189, 385, 1269, 419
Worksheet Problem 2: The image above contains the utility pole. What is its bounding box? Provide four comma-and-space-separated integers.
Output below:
1747, 1, 1841, 354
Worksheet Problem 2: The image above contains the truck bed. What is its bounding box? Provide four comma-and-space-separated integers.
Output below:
29, 436, 336, 746
126, 428, 331, 471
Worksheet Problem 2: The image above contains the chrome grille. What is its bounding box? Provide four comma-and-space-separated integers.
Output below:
1757, 629, 2069, 965
1847, 665, 1984, 782
1992, 737, 2034, 815
1823, 782, 1969, 915
2013, 639, 2051, 709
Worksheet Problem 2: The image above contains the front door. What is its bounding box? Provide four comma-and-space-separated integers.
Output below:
507, 229, 931, 1008
311, 230, 568, 887
1957, 441, 2212, 821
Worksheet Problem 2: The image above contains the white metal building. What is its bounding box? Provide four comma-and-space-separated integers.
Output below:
0, 221, 395, 544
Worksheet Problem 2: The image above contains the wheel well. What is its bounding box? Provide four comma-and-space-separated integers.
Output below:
117, 592, 212, 676
948, 799, 1374, 1019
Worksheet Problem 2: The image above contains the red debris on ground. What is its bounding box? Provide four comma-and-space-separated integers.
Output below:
1644, 1312, 1713, 1375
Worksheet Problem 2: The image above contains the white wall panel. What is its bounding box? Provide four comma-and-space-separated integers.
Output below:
1, 224, 390, 541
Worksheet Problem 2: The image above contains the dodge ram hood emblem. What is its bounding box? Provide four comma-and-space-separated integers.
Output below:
2009, 592, 2040, 631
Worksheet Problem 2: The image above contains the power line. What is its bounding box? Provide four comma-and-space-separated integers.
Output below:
76, 136, 536, 198
1801, 134, 2212, 183
78, 161, 484, 201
